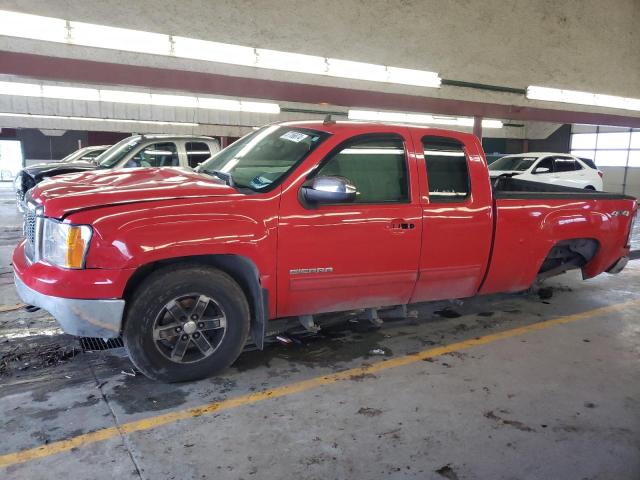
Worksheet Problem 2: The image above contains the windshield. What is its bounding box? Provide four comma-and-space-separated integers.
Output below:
59, 150, 82, 163
489, 156, 537, 172
198, 125, 329, 191
97, 136, 142, 169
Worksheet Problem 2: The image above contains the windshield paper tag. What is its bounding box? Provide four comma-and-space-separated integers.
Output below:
280, 131, 308, 143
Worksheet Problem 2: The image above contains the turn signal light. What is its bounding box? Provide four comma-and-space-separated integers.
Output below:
66, 226, 88, 269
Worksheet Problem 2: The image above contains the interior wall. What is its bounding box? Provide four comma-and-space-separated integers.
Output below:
527, 124, 571, 153
601, 167, 640, 198
17, 129, 87, 162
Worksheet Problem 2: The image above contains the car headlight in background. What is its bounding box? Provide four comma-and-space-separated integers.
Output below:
41, 219, 92, 269
13, 173, 22, 191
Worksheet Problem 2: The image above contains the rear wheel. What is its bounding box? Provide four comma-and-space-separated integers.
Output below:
584, 185, 596, 190
123, 264, 250, 382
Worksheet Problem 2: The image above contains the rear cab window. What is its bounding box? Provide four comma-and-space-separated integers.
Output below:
186, 142, 212, 168
422, 136, 470, 202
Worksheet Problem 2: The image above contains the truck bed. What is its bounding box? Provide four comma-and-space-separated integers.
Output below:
480, 176, 637, 295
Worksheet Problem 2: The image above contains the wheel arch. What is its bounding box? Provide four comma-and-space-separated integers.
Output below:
536, 237, 600, 280
123, 254, 268, 349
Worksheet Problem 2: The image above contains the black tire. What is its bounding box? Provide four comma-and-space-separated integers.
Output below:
584, 185, 596, 190
123, 264, 250, 382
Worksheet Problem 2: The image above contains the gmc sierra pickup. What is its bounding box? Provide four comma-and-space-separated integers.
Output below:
13, 121, 637, 382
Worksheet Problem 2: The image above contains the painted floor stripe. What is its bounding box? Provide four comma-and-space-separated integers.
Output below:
0, 303, 25, 313
1, 299, 638, 469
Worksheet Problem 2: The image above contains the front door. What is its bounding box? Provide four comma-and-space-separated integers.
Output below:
276, 131, 422, 317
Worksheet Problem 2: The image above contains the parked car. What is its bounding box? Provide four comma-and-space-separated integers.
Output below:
488, 152, 604, 190
13, 122, 636, 382
13, 145, 110, 210
14, 135, 220, 211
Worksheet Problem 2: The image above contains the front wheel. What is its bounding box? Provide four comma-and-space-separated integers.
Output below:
123, 264, 250, 382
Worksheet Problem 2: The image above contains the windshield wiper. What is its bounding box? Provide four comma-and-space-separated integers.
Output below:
207, 169, 235, 187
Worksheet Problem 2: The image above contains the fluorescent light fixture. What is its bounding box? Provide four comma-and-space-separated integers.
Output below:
0, 10, 66, 42
69, 21, 170, 55
0, 80, 280, 114
327, 59, 388, 83
150, 93, 198, 108
0, 112, 199, 126
0, 9, 440, 89
172, 37, 256, 66
386, 67, 442, 88
527, 85, 640, 112
481, 119, 504, 128
240, 101, 280, 114
0, 81, 43, 97
342, 148, 405, 155
347, 109, 503, 128
41, 85, 100, 101
100, 89, 151, 104
197, 97, 243, 111
256, 49, 327, 75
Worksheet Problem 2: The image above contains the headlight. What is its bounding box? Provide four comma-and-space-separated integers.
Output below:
41, 219, 92, 269
13, 174, 22, 191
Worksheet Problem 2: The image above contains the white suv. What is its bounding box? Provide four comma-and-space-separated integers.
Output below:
488, 153, 603, 191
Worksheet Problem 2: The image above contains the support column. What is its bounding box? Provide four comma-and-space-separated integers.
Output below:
473, 116, 483, 141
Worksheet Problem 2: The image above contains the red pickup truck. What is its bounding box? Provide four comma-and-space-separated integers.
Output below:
13, 121, 637, 382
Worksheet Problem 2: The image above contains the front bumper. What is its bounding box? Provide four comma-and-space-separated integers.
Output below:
14, 274, 125, 338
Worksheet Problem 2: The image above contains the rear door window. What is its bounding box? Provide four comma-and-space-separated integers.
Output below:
186, 142, 212, 168
422, 136, 470, 202
554, 157, 582, 172
125, 142, 179, 168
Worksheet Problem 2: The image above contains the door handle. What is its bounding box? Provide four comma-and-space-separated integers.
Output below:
388, 220, 415, 231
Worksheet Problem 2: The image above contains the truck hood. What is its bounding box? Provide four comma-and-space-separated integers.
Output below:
24, 160, 98, 181
29, 167, 239, 218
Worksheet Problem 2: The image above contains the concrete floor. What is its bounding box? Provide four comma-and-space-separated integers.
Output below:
0, 182, 639, 479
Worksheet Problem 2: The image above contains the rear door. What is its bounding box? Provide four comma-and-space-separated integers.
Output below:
276, 130, 423, 317
410, 133, 493, 302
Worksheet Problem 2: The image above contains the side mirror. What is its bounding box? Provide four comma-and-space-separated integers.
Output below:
534, 167, 550, 174
301, 176, 357, 204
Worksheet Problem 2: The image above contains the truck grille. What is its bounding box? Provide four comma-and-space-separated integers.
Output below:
23, 201, 41, 262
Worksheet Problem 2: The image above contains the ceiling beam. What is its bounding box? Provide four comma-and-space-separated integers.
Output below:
1, 51, 639, 128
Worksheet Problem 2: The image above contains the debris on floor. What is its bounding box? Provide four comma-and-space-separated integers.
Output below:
538, 286, 554, 300
0, 340, 80, 375
435, 464, 459, 479
434, 308, 462, 318
357, 407, 382, 417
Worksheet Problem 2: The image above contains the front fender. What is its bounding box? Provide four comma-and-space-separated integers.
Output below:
71, 196, 279, 281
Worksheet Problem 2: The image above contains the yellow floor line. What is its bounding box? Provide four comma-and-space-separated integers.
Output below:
1, 299, 638, 469
0, 303, 25, 313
